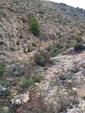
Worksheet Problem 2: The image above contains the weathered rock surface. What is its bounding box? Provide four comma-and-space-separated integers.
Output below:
10, 92, 30, 105
38, 51, 85, 112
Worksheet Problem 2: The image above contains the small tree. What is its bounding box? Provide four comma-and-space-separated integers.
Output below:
0, 63, 4, 76
30, 17, 40, 36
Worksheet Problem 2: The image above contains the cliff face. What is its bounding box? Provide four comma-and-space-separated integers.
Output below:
0, 0, 85, 62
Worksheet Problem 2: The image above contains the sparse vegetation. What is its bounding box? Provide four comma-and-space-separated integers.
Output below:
74, 42, 85, 52
0, 0, 85, 112
32, 41, 37, 47
73, 35, 82, 42
0, 100, 13, 113
34, 50, 50, 66
0, 88, 10, 97
0, 11, 6, 16
2, 80, 11, 87
21, 17, 27, 23
7, 63, 25, 77
57, 82, 60, 94
0, 41, 4, 45
39, 9, 45, 14
0, 63, 5, 76
46, 43, 65, 57
22, 76, 31, 88
34, 75, 42, 83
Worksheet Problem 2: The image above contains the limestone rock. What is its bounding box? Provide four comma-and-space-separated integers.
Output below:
20, 93, 30, 103
79, 100, 85, 111
15, 99, 21, 105
67, 107, 82, 113
54, 71, 59, 75
10, 99, 15, 104
10, 93, 30, 105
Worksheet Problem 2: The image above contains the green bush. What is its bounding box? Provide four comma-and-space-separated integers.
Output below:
0, 88, 10, 97
0, 11, 6, 16
0, 63, 4, 76
7, 63, 25, 77
34, 75, 42, 83
22, 76, 31, 88
51, 52, 56, 57
76, 37, 82, 42
21, 17, 27, 23
74, 35, 82, 42
34, 50, 50, 66
32, 41, 37, 47
74, 42, 85, 52
0, 41, 4, 45
39, 10, 45, 14
30, 17, 40, 36
56, 44, 63, 49
2, 80, 11, 87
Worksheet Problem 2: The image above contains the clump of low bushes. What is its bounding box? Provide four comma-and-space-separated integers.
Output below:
22, 74, 42, 88
74, 42, 85, 52
34, 50, 50, 66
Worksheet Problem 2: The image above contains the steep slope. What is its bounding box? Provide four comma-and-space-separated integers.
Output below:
0, 0, 85, 62
0, 0, 85, 112
16, 50, 85, 113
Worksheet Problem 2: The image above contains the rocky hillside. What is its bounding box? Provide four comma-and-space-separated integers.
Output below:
0, 0, 85, 62
0, 0, 85, 113
16, 50, 85, 113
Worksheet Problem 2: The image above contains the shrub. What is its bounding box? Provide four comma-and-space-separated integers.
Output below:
22, 76, 31, 88
74, 35, 82, 42
30, 17, 40, 36
39, 10, 45, 14
51, 52, 56, 57
21, 17, 27, 23
76, 37, 82, 42
46, 46, 52, 52
0, 41, 4, 45
34, 75, 42, 83
7, 63, 25, 77
34, 50, 50, 66
46, 42, 66, 57
0, 11, 6, 16
16, 41, 19, 45
0, 63, 4, 76
32, 41, 37, 47
56, 44, 63, 49
0, 88, 10, 97
74, 42, 85, 52
2, 80, 11, 87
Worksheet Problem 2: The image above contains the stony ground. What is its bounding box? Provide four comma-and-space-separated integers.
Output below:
15, 50, 85, 113
0, 0, 85, 62
0, 0, 85, 112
